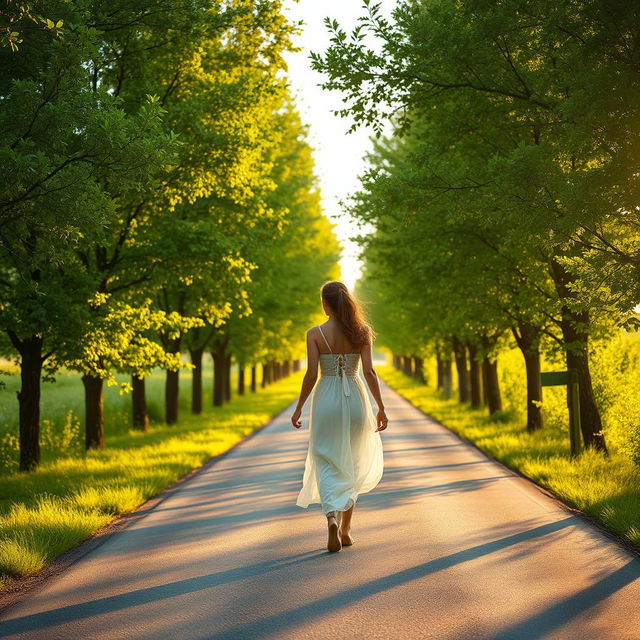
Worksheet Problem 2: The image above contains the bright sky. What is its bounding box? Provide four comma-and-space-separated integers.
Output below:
282, 1, 390, 291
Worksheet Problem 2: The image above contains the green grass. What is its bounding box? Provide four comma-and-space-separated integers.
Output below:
0, 363, 303, 590
0, 358, 232, 453
378, 364, 640, 553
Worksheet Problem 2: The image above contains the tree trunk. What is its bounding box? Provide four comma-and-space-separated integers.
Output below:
189, 347, 204, 415
436, 352, 444, 391
224, 353, 231, 402
261, 362, 267, 388
402, 355, 412, 376
467, 341, 482, 409
561, 316, 607, 452
14, 335, 43, 471
414, 356, 426, 384
238, 365, 245, 395
452, 335, 470, 403
512, 324, 543, 432
524, 349, 543, 431
251, 364, 257, 392
293, 359, 300, 372
482, 357, 489, 407
212, 353, 216, 404
82, 373, 104, 449
212, 352, 225, 407
283, 360, 290, 377
550, 259, 607, 452
213, 348, 225, 406
131, 375, 149, 431
163, 337, 181, 424
165, 369, 179, 425
441, 359, 452, 399
482, 357, 502, 415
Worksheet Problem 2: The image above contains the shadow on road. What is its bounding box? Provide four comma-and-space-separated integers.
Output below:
463, 560, 640, 639
0, 518, 592, 638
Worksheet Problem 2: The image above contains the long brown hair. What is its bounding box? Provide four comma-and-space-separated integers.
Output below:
321, 281, 375, 347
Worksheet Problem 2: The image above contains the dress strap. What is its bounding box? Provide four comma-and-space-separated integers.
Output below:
317, 326, 332, 353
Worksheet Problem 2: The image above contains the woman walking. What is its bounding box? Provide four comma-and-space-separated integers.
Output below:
291, 281, 388, 552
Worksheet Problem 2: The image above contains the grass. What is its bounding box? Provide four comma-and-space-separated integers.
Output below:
0, 362, 303, 590
378, 364, 640, 553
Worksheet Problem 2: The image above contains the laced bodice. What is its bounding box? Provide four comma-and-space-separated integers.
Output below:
316, 325, 361, 398
319, 353, 361, 378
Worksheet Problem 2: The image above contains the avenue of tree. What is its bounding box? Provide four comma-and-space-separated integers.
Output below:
1, 0, 340, 471
323, 0, 640, 456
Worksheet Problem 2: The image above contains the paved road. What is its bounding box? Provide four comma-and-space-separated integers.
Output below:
1, 379, 640, 639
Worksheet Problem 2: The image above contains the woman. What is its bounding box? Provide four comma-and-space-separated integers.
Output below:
291, 280, 388, 552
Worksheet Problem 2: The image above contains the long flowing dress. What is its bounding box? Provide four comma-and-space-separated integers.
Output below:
296, 326, 384, 515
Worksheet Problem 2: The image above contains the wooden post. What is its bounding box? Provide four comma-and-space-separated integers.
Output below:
568, 370, 582, 457
541, 369, 581, 457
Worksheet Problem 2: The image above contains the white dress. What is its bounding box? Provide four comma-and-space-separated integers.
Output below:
296, 326, 384, 515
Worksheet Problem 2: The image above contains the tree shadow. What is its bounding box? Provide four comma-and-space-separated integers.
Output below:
460, 560, 640, 639
389, 444, 465, 454
0, 550, 325, 637
366, 475, 508, 503
91, 470, 510, 552
383, 431, 451, 440
0, 518, 577, 638
381, 460, 490, 475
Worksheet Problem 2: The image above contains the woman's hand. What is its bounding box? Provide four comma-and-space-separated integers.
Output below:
375, 409, 388, 432
291, 408, 302, 429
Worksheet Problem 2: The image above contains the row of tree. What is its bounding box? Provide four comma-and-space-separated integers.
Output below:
1, 0, 340, 471
326, 0, 640, 455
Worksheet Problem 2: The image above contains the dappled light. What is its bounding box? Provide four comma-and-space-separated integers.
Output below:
2, 0, 640, 637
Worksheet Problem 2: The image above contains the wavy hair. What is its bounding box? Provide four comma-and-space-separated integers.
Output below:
321, 281, 375, 347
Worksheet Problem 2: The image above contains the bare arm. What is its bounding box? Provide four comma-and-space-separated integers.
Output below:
291, 328, 319, 428
361, 340, 388, 431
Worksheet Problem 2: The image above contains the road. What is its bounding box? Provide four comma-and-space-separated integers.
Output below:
1, 379, 640, 639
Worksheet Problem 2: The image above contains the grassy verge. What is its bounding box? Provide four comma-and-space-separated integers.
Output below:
0, 369, 303, 590
378, 364, 640, 552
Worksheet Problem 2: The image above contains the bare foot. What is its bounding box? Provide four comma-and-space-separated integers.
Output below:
340, 527, 354, 546
327, 516, 341, 552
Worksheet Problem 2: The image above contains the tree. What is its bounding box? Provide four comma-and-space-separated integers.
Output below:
0, 0, 302, 464
219, 102, 341, 403
313, 0, 640, 450
0, 13, 172, 467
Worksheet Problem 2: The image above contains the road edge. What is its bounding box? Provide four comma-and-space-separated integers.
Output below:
378, 376, 640, 561
0, 397, 296, 616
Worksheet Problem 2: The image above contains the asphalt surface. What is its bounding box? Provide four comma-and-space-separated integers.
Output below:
1, 378, 639, 639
